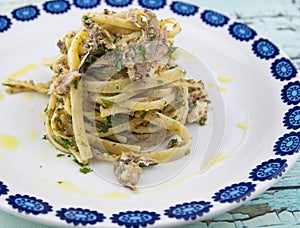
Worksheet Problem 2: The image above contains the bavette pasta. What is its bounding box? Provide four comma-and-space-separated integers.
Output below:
2, 8, 209, 192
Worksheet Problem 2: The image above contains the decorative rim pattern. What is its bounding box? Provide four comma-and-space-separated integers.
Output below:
170, 1, 199, 16
200, 10, 229, 27
164, 201, 213, 220
105, 0, 133, 7
281, 81, 300, 105
249, 158, 288, 181
11, 5, 40, 21
273, 132, 300, 156
0, 0, 299, 227
228, 22, 257, 41
283, 106, 300, 130
0, 181, 9, 196
110, 210, 160, 227
6, 194, 53, 215
73, 0, 101, 9
0, 16, 12, 33
252, 38, 279, 60
43, 0, 71, 14
138, 0, 167, 10
212, 182, 256, 203
56, 207, 106, 225
271, 57, 298, 81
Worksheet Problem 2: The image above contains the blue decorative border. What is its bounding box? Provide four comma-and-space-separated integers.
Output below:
43, 0, 71, 14
0, 0, 299, 226
200, 10, 229, 27
228, 22, 257, 41
6, 194, 53, 215
212, 182, 256, 203
0, 181, 9, 195
105, 0, 133, 8
252, 38, 279, 60
11, 5, 40, 21
56, 207, 106, 225
164, 201, 212, 220
110, 210, 160, 227
170, 1, 199, 16
249, 158, 288, 181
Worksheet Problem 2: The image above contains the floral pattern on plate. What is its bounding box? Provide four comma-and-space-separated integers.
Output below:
110, 210, 160, 227
164, 201, 213, 220
212, 182, 256, 203
0, 181, 9, 196
43, 0, 71, 14
281, 81, 300, 105
6, 194, 53, 215
252, 38, 280, 60
200, 10, 229, 27
138, 0, 167, 10
0, 16, 11, 33
170, 1, 199, 16
228, 22, 257, 41
249, 158, 288, 181
11, 5, 40, 21
73, 0, 101, 9
273, 132, 300, 156
271, 57, 298, 81
283, 106, 300, 130
56, 207, 106, 226
105, 0, 133, 7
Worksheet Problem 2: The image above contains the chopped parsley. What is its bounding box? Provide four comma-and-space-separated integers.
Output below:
98, 122, 110, 133
80, 166, 93, 174
73, 79, 78, 89
135, 44, 146, 60
157, 80, 164, 84
168, 138, 179, 148
199, 117, 207, 126
114, 56, 123, 73
140, 112, 147, 119
59, 137, 75, 149
167, 44, 177, 57
57, 181, 63, 184
56, 153, 65, 158
101, 98, 114, 106
72, 158, 93, 174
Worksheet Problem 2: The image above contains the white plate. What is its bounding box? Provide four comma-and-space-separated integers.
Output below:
0, 0, 299, 227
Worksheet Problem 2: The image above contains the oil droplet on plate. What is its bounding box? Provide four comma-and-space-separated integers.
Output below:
27, 130, 39, 139
218, 75, 233, 84
24, 93, 33, 100
209, 83, 227, 92
0, 94, 3, 101
7, 64, 37, 80
38, 113, 45, 119
98, 192, 130, 199
237, 122, 250, 131
0, 134, 20, 151
56, 181, 90, 195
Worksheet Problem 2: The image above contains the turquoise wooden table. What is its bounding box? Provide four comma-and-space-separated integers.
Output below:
0, 0, 299, 227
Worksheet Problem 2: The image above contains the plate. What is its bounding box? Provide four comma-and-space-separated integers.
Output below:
0, 0, 299, 227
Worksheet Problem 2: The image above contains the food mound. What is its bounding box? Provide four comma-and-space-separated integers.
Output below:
2, 8, 209, 192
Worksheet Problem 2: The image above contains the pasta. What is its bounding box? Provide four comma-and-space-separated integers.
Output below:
2, 8, 209, 192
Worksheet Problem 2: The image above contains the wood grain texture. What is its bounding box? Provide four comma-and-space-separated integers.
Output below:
0, 0, 299, 227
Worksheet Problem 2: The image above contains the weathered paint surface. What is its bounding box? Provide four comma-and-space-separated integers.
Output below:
0, 0, 300, 227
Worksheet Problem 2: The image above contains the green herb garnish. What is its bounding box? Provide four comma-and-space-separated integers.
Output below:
56, 153, 65, 158
80, 166, 93, 174
199, 117, 207, 126
101, 98, 114, 106
140, 112, 147, 119
59, 137, 75, 149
